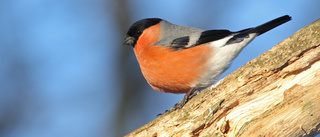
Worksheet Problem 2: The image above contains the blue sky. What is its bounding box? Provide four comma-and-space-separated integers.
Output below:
0, 0, 319, 137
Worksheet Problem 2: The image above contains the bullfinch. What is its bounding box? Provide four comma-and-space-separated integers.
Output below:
123, 15, 291, 110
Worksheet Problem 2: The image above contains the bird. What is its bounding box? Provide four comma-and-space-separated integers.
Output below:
123, 15, 291, 110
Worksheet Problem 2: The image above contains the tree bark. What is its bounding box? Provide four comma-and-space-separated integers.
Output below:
125, 19, 320, 137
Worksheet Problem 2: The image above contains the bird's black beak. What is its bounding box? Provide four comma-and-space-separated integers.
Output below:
123, 36, 136, 47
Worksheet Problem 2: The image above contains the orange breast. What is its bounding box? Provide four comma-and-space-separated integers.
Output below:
133, 23, 214, 94
135, 45, 213, 94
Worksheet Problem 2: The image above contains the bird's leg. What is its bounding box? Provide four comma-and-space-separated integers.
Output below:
157, 88, 198, 116
172, 87, 198, 110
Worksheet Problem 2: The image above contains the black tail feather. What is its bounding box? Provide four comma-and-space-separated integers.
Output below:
250, 15, 291, 35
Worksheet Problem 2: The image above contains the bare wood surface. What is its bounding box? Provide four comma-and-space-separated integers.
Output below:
125, 19, 320, 137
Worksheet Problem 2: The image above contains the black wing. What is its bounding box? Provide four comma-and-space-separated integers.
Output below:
170, 15, 291, 50
194, 30, 232, 46
170, 30, 232, 50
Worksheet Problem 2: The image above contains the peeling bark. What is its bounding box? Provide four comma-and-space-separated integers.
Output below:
125, 19, 320, 137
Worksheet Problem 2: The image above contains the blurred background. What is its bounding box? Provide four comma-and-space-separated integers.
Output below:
0, 0, 319, 137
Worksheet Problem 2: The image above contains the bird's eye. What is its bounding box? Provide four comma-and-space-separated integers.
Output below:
137, 30, 142, 35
